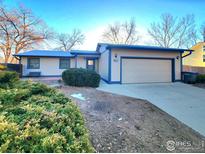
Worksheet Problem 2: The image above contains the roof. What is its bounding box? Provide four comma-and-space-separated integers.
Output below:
97, 43, 193, 53
70, 50, 100, 55
14, 50, 75, 57
190, 42, 205, 50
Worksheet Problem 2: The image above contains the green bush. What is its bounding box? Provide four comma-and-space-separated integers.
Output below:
0, 81, 94, 153
62, 68, 100, 87
28, 82, 52, 95
0, 71, 19, 88
196, 74, 205, 83
0, 88, 30, 105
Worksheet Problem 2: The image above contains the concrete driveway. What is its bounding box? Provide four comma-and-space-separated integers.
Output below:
98, 82, 205, 136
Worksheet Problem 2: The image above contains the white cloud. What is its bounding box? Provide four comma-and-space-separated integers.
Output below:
79, 26, 106, 50
137, 25, 154, 46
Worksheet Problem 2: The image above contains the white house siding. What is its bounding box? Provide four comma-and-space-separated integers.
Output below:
98, 49, 109, 81
76, 56, 86, 68
111, 49, 182, 82
21, 57, 75, 76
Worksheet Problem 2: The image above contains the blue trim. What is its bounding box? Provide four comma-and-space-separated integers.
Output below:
97, 43, 192, 53
18, 55, 75, 58
108, 49, 112, 82
14, 50, 75, 58
101, 78, 120, 84
175, 80, 182, 82
75, 56, 77, 68
96, 44, 109, 54
109, 81, 121, 84
101, 77, 109, 83
70, 52, 100, 56
171, 59, 175, 82
120, 57, 122, 84
85, 57, 99, 60
120, 56, 175, 83
100, 49, 109, 54
180, 52, 183, 80
120, 56, 174, 60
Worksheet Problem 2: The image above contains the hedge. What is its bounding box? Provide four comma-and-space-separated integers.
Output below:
196, 74, 205, 83
62, 68, 100, 87
0, 71, 19, 88
0, 77, 94, 152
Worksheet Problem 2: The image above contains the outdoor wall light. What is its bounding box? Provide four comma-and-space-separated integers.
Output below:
114, 53, 118, 62
176, 56, 179, 60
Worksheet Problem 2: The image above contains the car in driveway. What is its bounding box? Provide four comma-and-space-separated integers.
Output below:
98, 82, 205, 136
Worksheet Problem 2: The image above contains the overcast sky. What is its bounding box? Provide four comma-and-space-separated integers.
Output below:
3, 0, 205, 50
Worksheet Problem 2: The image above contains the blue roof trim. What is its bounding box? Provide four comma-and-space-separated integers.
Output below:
14, 50, 75, 58
97, 43, 193, 53
70, 50, 101, 55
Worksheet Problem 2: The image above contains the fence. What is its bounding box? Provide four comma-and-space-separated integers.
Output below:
0, 63, 22, 76
183, 65, 205, 74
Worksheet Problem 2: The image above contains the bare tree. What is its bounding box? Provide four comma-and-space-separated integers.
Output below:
201, 23, 205, 42
0, 5, 51, 63
54, 29, 85, 51
148, 13, 197, 48
102, 19, 139, 44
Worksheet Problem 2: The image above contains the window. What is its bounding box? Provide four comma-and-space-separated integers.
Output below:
203, 46, 205, 52
86, 59, 95, 70
59, 58, 70, 69
28, 58, 40, 69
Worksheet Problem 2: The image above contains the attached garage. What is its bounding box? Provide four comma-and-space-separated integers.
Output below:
97, 43, 193, 84
121, 57, 174, 83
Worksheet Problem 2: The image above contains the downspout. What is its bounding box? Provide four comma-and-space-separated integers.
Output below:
14, 55, 20, 61
182, 50, 193, 58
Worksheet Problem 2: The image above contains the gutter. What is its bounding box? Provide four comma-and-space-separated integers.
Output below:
182, 50, 193, 58
13, 55, 20, 60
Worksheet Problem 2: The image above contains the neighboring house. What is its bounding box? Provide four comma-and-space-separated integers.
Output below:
183, 42, 205, 67
14, 43, 192, 84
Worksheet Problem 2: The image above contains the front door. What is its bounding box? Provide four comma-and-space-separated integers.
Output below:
86, 59, 95, 71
